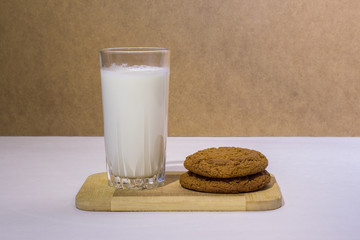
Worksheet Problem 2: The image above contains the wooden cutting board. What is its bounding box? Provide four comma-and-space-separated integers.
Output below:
76, 172, 283, 211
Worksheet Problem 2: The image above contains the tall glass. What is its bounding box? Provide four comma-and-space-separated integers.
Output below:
99, 47, 170, 190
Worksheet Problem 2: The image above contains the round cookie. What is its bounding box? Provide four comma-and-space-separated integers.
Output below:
179, 170, 271, 193
184, 147, 268, 178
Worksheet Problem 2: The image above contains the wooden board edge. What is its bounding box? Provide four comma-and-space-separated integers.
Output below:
75, 172, 115, 211
245, 175, 283, 211
111, 195, 247, 211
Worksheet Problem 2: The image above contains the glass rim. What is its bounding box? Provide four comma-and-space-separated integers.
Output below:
100, 47, 169, 53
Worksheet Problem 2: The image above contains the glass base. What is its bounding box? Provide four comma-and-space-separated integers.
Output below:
107, 170, 165, 190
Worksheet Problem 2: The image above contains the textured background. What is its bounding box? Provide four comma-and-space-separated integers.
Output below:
1, 0, 360, 136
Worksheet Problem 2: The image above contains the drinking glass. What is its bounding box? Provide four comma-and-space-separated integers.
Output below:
99, 47, 170, 189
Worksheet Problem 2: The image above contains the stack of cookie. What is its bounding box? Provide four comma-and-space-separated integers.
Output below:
179, 147, 271, 193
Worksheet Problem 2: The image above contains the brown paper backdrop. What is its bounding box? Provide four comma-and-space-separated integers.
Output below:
1, 0, 360, 136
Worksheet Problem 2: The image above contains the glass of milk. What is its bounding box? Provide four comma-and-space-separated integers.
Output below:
99, 47, 170, 189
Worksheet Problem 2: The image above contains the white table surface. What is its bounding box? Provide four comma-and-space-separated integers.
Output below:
0, 137, 359, 240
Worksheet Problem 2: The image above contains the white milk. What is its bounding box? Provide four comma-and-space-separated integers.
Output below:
101, 65, 169, 178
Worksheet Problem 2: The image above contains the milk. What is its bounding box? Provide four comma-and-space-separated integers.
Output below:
101, 64, 169, 178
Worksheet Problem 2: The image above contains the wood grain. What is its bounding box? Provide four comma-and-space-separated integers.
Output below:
75, 172, 283, 211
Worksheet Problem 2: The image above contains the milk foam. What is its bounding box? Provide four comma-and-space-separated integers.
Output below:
102, 64, 167, 72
